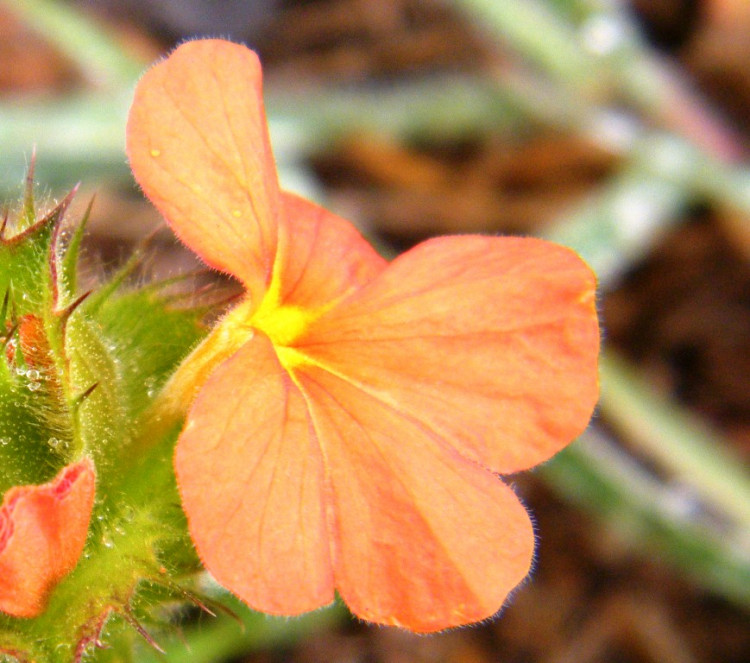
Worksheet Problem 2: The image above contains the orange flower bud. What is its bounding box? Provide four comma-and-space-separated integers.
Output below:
0, 459, 96, 618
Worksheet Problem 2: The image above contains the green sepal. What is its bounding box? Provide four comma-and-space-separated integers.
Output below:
0, 175, 211, 661
0, 188, 76, 316
55, 196, 93, 311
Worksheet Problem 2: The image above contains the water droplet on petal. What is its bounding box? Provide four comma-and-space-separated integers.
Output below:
47, 437, 68, 452
144, 375, 157, 398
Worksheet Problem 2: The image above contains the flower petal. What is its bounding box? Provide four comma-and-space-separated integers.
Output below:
174, 335, 334, 614
278, 192, 387, 309
296, 366, 534, 632
298, 236, 599, 474
0, 459, 96, 618
127, 40, 280, 302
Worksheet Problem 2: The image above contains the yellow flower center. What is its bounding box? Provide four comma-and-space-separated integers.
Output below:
250, 269, 301, 338
251, 300, 312, 349
244, 270, 333, 370
251, 302, 317, 370
161, 258, 335, 415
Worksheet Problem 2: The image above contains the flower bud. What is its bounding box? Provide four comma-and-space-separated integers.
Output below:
0, 459, 95, 618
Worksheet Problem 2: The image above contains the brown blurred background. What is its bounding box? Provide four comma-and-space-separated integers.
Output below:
1, 1, 748, 661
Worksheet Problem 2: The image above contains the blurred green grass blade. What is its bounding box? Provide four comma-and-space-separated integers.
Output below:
450, 0, 598, 90
0, 93, 130, 190
2, 0, 143, 87
265, 75, 529, 152
545, 133, 694, 286
599, 352, 750, 527
547, 131, 750, 285
544, 427, 750, 607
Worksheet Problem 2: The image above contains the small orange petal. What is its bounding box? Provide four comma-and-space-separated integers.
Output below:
297, 366, 534, 632
277, 193, 387, 309
174, 335, 334, 614
0, 459, 96, 618
299, 236, 599, 474
126, 40, 281, 303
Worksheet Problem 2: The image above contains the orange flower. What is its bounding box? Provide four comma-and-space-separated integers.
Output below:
0, 459, 95, 618
126, 40, 599, 632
